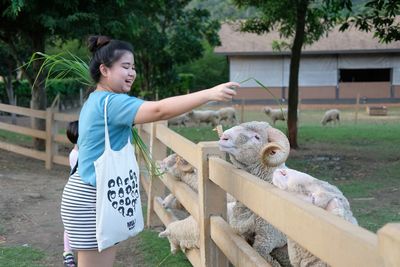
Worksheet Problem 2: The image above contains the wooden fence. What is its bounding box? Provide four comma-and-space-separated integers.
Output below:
138, 122, 400, 267
0, 101, 77, 169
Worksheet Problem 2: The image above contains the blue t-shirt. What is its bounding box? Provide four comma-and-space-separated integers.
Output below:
78, 91, 144, 186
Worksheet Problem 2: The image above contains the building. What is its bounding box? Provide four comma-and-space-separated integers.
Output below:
215, 23, 400, 104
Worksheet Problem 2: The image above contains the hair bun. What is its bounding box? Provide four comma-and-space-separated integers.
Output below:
88, 35, 111, 53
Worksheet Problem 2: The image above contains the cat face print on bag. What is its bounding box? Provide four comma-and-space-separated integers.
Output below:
107, 170, 139, 217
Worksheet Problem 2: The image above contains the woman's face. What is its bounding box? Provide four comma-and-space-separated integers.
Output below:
103, 51, 136, 93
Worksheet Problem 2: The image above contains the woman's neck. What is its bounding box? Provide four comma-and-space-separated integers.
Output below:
95, 83, 113, 92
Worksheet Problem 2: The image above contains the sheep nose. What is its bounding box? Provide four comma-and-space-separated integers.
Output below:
220, 133, 230, 141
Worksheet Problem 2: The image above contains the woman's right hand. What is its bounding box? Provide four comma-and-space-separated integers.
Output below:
207, 82, 239, 102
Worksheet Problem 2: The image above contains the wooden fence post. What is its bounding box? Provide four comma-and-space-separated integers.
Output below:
240, 99, 245, 123
146, 122, 168, 228
378, 223, 400, 266
45, 108, 53, 170
197, 142, 228, 267
355, 93, 360, 124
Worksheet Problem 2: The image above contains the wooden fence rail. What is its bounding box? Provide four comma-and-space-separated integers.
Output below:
138, 122, 400, 267
0, 103, 78, 169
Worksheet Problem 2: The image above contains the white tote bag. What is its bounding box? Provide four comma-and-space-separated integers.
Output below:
94, 95, 144, 252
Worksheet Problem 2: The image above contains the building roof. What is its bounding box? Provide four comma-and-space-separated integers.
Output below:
215, 22, 400, 56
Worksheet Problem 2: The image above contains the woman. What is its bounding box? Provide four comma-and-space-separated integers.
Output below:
61, 35, 239, 267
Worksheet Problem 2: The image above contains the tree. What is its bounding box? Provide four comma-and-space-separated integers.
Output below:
116, 2, 220, 100
0, 0, 136, 149
232, 0, 350, 148
340, 0, 400, 43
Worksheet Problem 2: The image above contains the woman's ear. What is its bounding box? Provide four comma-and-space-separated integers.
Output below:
99, 64, 109, 77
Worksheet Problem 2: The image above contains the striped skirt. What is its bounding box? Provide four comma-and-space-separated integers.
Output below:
61, 169, 98, 250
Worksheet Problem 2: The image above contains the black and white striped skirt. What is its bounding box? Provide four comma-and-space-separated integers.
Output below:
61, 169, 98, 250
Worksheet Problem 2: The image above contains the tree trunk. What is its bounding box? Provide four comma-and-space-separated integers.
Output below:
287, 0, 308, 149
5, 66, 17, 124
29, 35, 47, 150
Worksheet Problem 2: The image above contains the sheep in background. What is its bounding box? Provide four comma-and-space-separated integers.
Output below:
159, 216, 199, 254
272, 168, 357, 267
168, 113, 190, 127
264, 106, 287, 125
321, 109, 340, 126
217, 107, 237, 125
218, 121, 291, 266
187, 110, 220, 126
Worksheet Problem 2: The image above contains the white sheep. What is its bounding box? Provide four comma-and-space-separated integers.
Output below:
168, 113, 190, 127
159, 153, 198, 192
321, 109, 340, 126
159, 215, 199, 254
264, 106, 287, 125
187, 110, 220, 126
217, 107, 237, 125
272, 168, 357, 267
218, 121, 291, 266
162, 193, 183, 210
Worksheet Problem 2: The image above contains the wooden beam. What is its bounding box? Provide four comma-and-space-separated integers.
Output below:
0, 122, 46, 139
52, 155, 69, 167
53, 112, 79, 122
0, 103, 46, 119
155, 124, 199, 168
0, 141, 46, 161
161, 172, 199, 221
210, 216, 269, 267
209, 157, 383, 267
197, 142, 228, 267
378, 223, 400, 267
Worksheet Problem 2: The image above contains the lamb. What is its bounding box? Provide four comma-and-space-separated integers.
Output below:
272, 168, 357, 267
263, 106, 287, 125
321, 109, 340, 126
187, 110, 220, 126
217, 107, 237, 125
160, 153, 235, 204
159, 153, 198, 192
162, 193, 183, 210
218, 121, 291, 266
159, 215, 199, 254
168, 113, 190, 127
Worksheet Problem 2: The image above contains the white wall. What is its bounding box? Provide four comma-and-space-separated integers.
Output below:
229, 54, 400, 86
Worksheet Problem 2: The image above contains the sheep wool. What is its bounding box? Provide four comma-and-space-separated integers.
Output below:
272, 168, 358, 267
159, 215, 199, 254
218, 121, 291, 266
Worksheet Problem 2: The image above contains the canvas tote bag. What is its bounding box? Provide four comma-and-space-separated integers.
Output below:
94, 95, 144, 252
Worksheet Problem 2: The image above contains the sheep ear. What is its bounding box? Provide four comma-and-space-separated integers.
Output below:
261, 127, 290, 167
178, 162, 194, 173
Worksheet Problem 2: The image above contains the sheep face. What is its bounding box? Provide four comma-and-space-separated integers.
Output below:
159, 153, 194, 178
218, 121, 290, 169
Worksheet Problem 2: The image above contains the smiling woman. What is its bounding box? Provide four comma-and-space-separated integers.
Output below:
59, 35, 239, 267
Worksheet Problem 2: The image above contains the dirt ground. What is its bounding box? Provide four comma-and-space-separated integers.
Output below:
0, 150, 147, 267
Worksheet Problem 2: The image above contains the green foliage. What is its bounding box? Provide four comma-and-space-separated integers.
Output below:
0, 246, 45, 267
176, 42, 228, 91
187, 0, 259, 20
112, 2, 221, 99
340, 0, 400, 43
0, 79, 82, 107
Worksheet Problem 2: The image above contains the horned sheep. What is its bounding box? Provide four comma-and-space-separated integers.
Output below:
218, 121, 291, 266
321, 109, 340, 126
272, 168, 357, 267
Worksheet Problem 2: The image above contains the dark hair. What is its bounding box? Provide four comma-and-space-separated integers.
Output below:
66, 120, 79, 144
88, 35, 134, 83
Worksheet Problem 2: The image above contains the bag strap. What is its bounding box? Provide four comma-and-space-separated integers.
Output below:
104, 95, 111, 149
